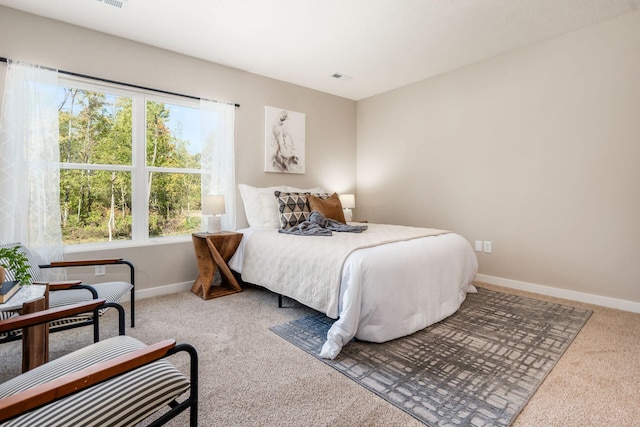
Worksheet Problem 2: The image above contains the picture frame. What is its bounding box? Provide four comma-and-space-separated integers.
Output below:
264, 106, 305, 174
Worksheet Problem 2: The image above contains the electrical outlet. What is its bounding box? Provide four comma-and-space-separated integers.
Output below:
475, 240, 483, 252
483, 241, 492, 254
95, 265, 106, 276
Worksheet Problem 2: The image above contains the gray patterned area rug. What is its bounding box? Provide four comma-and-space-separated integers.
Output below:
270, 287, 592, 427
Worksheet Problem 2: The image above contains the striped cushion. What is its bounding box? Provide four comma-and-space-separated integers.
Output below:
49, 281, 132, 308
48, 281, 133, 327
1, 243, 132, 311
0, 311, 19, 341
48, 313, 94, 329
0, 312, 16, 321
1, 311, 93, 342
0, 336, 190, 426
1, 243, 132, 330
1, 281, 132, 340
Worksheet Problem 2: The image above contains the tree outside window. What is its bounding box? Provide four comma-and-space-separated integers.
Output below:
57, 81, 204, 245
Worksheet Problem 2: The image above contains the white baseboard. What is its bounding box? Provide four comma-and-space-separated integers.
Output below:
119, 281, 193, 302
475, 274, 640, 314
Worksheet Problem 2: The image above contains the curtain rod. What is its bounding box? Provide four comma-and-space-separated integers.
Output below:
0, 57, 240, 108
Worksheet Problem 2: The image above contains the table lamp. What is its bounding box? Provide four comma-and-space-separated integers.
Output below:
203, 195, 225, 233
339, 194, 355, 222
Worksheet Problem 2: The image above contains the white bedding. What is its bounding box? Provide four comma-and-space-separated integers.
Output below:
237, 223, 451, 318
229, 224, 478, 359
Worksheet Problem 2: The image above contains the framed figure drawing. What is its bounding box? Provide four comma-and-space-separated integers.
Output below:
265, 106, 305, 174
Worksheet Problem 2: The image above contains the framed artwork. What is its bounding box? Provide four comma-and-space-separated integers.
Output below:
264, 106, 305, 174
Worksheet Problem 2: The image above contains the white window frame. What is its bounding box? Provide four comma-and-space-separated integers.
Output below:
59, 76, 203, 252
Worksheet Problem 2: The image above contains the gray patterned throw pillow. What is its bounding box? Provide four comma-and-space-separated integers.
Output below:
274, 191, 330, 229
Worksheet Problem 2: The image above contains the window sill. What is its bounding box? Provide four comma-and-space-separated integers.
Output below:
63, 235, 192, 254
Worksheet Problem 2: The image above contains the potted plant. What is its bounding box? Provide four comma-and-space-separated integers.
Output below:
0, 246, 32, 285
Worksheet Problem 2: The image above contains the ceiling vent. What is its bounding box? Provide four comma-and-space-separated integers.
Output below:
331, 73, 353, 81
96, 0, 128, 8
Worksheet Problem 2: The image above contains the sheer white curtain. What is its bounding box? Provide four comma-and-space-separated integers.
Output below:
0, 60, 64, 267
200, 99, 236, 231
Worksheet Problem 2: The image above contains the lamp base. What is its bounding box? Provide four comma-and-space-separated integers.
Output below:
343, 208, 353, 222
207, 215, 221, 233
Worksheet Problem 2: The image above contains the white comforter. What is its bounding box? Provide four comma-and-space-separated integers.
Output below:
229, 224, 478, 359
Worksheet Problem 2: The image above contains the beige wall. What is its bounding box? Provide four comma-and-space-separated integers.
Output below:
2, 6, 639, 306
356, 11, 640, 303
0, 6, 356, 292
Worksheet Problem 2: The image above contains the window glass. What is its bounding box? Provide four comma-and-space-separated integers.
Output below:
58, 88, 132, 165
148, 172, 202, 237
57, 81, 205, 246
146, 101, 201, 169
60, 169, 132, 244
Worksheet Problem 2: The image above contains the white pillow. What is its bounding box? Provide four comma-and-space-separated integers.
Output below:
238, 184, 326, 229
238, 184, 285, 228
287, 186, 325, 194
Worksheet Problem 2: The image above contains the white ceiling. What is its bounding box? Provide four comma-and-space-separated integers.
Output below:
0, 0, 638, 100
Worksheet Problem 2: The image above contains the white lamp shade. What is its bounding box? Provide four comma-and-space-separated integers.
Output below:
339, 194, 355, 209
203, 195, 226, 215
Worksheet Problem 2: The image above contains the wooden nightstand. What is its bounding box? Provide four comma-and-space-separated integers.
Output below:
191, 232, 243, 300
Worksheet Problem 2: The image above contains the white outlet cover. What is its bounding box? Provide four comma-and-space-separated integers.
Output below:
483, 241, 492, 253
475, 240, 483, 251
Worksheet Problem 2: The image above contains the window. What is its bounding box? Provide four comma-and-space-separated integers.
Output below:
57, 78, 205, 246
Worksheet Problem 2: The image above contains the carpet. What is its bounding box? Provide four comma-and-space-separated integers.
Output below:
270, 287, 592, 427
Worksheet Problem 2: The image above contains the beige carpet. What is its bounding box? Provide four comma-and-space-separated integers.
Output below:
1, 282, 638, 426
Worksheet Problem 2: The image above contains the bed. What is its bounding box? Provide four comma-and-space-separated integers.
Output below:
229, 185, 478, 359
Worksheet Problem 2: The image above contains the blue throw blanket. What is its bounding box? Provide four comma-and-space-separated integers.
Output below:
279, 211, 368, 236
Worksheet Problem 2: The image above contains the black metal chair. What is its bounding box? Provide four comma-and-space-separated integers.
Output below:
0, 243, 135, 344
0, 299, 198, 426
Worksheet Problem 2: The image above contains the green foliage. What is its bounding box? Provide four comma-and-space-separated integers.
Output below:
58, 89, 203, 244
0, 247, 32, 285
